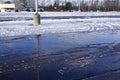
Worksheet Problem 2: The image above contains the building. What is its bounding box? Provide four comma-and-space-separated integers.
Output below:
0, 3, 26, 12
0, 0, 24, 12
0, 0, 35, 12
0, 3, 16, 12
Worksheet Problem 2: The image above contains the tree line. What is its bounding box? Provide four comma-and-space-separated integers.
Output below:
2, 0, 120, 11
40, 0, 120, 11
79, 0, 120, 11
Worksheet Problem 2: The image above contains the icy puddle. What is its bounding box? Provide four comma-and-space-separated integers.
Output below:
0, 30, 120, 80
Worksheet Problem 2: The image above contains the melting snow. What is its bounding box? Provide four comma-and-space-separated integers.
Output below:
0, 11, 120, 37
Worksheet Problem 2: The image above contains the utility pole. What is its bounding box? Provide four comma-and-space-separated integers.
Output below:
35, 0, 38, 13
78, 0, 81, 11
33, 0, 40, 26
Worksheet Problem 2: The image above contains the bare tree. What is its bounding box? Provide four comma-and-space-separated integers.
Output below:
80, 0, 88, 11
91, 0, 99, 11
41, 0, 45, 7
54, 0, 59, 7
103, 0, 119, 11
14, 0, 27, 7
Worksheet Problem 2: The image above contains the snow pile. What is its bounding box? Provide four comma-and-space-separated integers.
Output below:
0, 11, 120, 17
0, 12, 120, 37
0, 20, 90, 37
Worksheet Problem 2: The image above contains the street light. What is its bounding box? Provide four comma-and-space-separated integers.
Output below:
78, 0, 81, 11
35, 0, 38, 13
33, 0, 40, 26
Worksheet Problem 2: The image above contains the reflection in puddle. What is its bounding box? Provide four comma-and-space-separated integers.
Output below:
0, 31, 120, 80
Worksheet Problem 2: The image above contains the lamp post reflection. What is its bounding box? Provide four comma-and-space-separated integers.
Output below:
35, 35, 41, 80
35, 35, 41, 56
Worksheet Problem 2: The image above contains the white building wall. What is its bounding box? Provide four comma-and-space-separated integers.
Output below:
0, 4, 16, 12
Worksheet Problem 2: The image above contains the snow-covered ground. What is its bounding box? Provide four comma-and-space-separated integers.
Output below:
0, 11, 120, 80
0, 11, 120, 37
